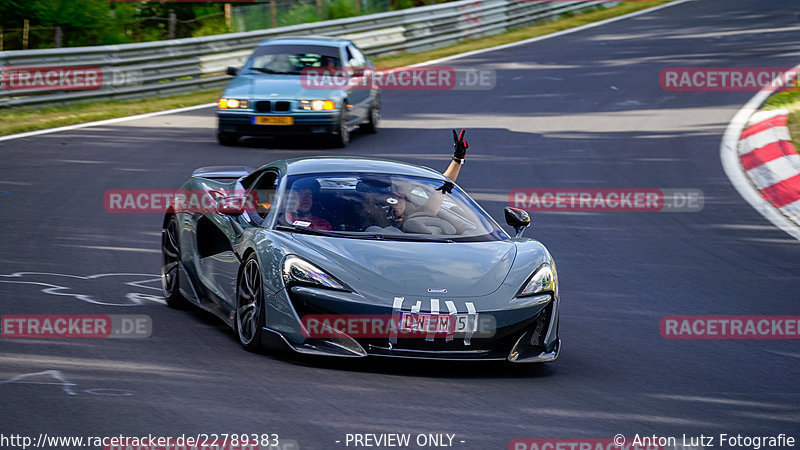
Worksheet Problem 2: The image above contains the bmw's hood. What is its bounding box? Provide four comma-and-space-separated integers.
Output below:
290, 235, 517, 297
223, 75, 342, 100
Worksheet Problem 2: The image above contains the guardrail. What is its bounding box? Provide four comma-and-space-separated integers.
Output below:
0, 0, 616, 108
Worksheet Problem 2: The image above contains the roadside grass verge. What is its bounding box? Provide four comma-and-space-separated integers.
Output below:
0, 0, 672, 137
762, 89, 800, 153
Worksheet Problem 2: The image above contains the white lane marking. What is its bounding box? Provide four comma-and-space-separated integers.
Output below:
0, 103, 216, 143
746, 155, 800, 190
0, 370, 135, 396
0, 0, 692, 142
426, 298, 439, 342
0, 271, 164, 306
445, 300, 457, 342
0, 370, 77, 395
720, 62, 800, 242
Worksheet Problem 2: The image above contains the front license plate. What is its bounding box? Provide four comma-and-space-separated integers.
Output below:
400, 313, 478, 333
253, 116, 294, 125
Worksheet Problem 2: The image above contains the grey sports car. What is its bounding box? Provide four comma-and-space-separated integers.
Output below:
161, 157, 560, 363
217, 36, 380, 147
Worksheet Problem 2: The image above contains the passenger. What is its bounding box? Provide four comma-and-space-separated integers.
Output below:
285, 178, 332, 230
384, 128, 469, 230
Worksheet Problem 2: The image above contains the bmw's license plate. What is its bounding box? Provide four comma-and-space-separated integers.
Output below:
400, 313, 478, 333
253, 116, 293, 125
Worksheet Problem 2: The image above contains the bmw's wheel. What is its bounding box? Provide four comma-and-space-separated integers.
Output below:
236, 254, 265, 351
161, 215, 189, 309
331, 108, 350, 148
218, 131, 239, 146
362, 98, 380, 134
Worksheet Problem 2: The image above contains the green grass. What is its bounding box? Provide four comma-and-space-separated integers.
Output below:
0, 0, 674, 137
762, 90, 800, 153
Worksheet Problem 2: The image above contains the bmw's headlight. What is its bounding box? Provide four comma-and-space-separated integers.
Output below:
299, 99, 336, 111
517, 264, 556, 297
218, 98, 249, 109
282, 256, 348, 291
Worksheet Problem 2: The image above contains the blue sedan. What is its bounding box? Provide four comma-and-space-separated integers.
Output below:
217, 36, 380, 147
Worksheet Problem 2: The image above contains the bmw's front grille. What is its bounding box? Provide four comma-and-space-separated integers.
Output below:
255, 101, 271, 113
275, 101, 290, 112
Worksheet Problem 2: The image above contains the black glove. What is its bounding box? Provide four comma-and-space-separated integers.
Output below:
452, 129, 468, 164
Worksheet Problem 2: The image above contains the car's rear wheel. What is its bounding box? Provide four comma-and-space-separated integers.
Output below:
362, 98, 380, 134
162, 215, 189, 309
331, 108, 350, 148
236, 254, 265, 351
218, 132, 240, 146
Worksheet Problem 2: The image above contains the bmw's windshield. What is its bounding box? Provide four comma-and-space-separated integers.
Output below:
242, 44, 341, 76
274, 173, 508, 242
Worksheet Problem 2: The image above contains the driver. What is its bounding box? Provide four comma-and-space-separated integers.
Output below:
385, 128, 469, 230
285, 178, 332, 230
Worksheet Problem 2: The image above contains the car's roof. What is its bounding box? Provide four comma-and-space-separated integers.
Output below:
257, 36, 351, 47
260, 157, 448, 179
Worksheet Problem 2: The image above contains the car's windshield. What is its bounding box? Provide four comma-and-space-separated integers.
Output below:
274, 173, 508, 242
243, 44, 341, 75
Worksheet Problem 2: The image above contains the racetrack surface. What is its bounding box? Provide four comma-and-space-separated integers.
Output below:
2, 1, 800, 448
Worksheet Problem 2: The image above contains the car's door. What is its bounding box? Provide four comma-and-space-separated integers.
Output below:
344, 44, 371, 121
195, 170, 278, 311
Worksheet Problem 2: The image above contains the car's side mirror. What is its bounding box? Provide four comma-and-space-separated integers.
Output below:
504, 206, 531, 238
217, 196, 248, 215
226, 66, 239, 76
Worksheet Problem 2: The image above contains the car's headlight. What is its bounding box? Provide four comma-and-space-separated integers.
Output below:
517, 264, 556, 297
299, 100, 336, 111
282, 256, 348, 291
218, 98, 249, 109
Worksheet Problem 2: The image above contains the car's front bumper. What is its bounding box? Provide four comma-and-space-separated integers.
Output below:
262, 285, 560, 363
218, 112, 339, 136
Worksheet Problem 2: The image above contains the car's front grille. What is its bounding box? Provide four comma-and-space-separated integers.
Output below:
275, 101, 290, 112
255, 101, 271, 113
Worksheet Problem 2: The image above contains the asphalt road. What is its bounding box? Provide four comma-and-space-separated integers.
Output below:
2, 0, 800, 449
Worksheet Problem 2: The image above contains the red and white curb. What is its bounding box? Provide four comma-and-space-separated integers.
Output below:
738, 109, 800, 225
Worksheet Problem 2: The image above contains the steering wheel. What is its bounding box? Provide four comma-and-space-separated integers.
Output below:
402, 212, 457, 235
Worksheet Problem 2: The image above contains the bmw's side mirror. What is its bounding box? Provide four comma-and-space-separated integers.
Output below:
227, 66, 239, 76
504, 206, 531, 238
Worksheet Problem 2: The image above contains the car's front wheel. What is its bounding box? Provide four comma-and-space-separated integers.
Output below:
331, 108, 350, 148
236, 254, 265, 351
161, 215, 189, 309
361, 98, 380, 134
218, 131, 240, 146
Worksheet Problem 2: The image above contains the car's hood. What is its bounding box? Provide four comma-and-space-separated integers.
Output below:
223, 75, 342, 99
290, 235, 517, 297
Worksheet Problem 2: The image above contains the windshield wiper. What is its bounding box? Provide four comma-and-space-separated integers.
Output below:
275, 225, 452, 242
375, 234, 454, 243
275, 225, 380, 239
